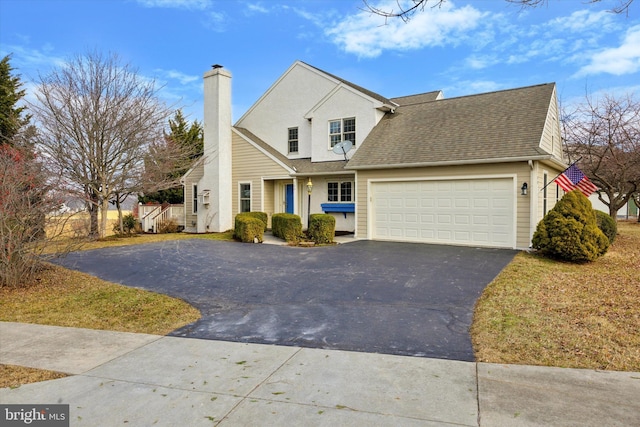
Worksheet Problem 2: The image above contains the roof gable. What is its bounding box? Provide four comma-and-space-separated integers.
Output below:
347, 83, 557, 169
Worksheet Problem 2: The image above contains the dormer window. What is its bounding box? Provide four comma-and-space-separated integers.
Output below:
329, 117, 356, 148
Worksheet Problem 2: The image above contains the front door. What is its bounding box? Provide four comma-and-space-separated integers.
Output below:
285, 184, 294, 214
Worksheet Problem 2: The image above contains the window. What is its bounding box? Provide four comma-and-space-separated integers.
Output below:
543, 172, 548, 215
329, 117, 356, 148
192, 184, 198, 214
288, 127, 298, 154
340, 182, 352, 202
328, 181, 352, 202
328, 182, 339, 202
240, 183, 251, 212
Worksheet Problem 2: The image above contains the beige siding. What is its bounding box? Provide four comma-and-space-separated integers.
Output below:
232, 131, 290, 226
182, 159, 204, 232
535, 162, 565, 222
355, 163, 532, 249
539, 86, 563, 159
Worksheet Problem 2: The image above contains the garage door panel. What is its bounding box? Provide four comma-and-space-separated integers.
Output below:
372, 178, 515, 248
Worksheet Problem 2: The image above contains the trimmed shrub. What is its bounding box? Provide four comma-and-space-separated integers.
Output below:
240, 211, 267, 231
234, 214, 264, 243
594, 210, 617, 244
532, 190, 609, 262
272, 213, 303, 244
308, 213, 335, 244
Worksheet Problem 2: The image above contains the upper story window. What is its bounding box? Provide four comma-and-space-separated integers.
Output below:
329, 117, 356, 148
328, 181, 352, 202
288, 127, 298, 154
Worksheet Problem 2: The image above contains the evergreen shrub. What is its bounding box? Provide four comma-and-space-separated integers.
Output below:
272, 213, 302, 244
532, 190, 609, 262
234, 213, 264, 243
237, 211, 267, 231
594, 210, 617, 244
308, 213, 335, 244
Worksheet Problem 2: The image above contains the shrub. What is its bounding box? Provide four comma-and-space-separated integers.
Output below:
238, 211, 267, 231
157, 218, 179, 234
234, 214, 264, 243
272, 213, 303, 244
308, 214, 335, 244
594, 210, 617, 244
112, 213, 138, 236
532, 190, 609, 262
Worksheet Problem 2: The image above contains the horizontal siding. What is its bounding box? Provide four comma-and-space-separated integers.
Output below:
232, 131, 289, 222
356, 162, 531, 249
182, 160, 204, 232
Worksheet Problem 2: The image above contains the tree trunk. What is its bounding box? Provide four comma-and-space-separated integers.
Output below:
100, 199, 109, 239
88, 194, 99, 240
115, 196, 124, 234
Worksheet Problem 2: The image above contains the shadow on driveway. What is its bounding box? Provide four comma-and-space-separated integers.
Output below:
56, 239, 517, 361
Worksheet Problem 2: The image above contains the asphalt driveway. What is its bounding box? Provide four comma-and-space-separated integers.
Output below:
56, 239, 517, 361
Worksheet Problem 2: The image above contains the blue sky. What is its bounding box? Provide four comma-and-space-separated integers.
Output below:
1, 0, 639, 124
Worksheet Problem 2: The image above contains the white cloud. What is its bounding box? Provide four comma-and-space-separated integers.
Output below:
245, 2, 269, 14
444, 80, 503, 97
465, 55, 498, 70
154, 69, 200, 85
324, 1, 488, 58
135, 0, 211, 10
546, 9, 615, 33
201, 11, 227, 32
576, 25, 640, 76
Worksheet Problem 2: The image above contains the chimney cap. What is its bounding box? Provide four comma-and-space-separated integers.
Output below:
212, 64, 223, 69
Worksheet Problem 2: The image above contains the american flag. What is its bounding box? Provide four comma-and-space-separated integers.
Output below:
554, 164, 598, 197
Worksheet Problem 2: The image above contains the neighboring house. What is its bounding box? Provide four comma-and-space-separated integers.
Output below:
589, 193, 639, 219
182, 61, 569, 249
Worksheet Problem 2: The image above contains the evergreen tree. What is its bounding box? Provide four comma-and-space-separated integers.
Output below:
0, 55, 30, 145
140, 110, 203, 204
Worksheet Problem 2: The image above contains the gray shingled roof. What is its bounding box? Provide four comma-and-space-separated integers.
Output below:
347, 83, 556, 169
234, 127, 351, 175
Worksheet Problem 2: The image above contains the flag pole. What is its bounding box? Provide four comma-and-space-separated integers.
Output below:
539, 157, 582, 193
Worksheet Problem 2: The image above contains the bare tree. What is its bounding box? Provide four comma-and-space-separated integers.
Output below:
562, 92, 640, 217
363, 0, 634, 21
30, 51, 173, 239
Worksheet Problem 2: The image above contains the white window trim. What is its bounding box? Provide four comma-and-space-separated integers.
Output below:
192, 183, 198, 214
327, 181, 354, 203
288, 127, 299, 154
328, 117, 356, 149
239, 182, 251, 213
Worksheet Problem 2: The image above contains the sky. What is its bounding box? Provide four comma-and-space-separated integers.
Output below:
1, 0, 639, 124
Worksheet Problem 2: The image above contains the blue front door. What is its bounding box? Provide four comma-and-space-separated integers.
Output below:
285, 184, 294, 214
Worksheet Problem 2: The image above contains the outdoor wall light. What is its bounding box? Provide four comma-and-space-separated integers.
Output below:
521, 182, 528, 196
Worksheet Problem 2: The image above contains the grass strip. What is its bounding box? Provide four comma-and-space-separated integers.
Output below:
472, 221, 640, 371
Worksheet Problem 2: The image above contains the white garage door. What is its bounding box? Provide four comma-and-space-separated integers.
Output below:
371, 178, 515, 248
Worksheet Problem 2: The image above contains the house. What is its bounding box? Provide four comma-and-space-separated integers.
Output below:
181, 61, 569, 249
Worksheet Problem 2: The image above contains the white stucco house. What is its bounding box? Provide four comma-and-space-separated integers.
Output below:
181, 61, 570, 249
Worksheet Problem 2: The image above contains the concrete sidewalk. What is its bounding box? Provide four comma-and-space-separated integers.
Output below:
1, 322, 638, 426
